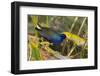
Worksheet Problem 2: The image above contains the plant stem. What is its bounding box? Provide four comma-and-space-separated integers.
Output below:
62, 17, 78, 54
67, 17, 87, 57
67, 44, 76, 56
69, 17, 78, 33
61, 39, 67, 54
31, 16, 38, 36
28, 43, 32, 60
67, 17, 78, 56
46, 16, 49, 27
78, 17, 87, 35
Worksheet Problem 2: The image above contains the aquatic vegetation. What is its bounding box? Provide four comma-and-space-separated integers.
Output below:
28, 15, 88, 61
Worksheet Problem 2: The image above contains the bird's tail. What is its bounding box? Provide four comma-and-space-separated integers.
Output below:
35, 23, 42, 31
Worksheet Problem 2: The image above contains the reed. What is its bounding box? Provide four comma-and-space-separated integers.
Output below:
78, 17, 87, 35
62, 17, 78, 55
46, 16, 49, 27
67, 17, 87, 57
69, 17, 78, 33
31, 16, 38, 36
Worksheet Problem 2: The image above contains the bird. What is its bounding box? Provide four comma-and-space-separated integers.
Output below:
35, 24, 86, 46
35, 24, 66, 45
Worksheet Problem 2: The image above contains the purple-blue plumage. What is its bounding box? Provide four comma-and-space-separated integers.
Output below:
35, 25, 66, 45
